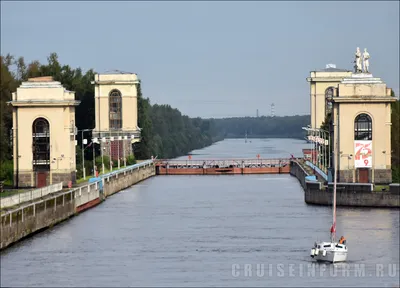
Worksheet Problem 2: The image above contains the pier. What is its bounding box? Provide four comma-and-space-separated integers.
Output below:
154, 158, 291, 175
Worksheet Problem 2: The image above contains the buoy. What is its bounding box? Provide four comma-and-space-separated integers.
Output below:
310, 248, 315, 257
315, 248, 319, 255
323, 250, 327, 256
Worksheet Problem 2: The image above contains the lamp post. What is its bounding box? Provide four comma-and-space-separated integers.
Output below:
302, 126, 331, 173
79, 129, 92, 179
109, 136, 113, 172
92, 137, 100, 177
316, 128, 330, 173
101, 137, 105, 174
123, 135, 127, 167
117, 132, 121, 169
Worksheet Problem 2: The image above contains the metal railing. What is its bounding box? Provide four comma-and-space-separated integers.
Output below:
0, 182, 63, 209
100, 159, 154, 180
154, 158, 290, 168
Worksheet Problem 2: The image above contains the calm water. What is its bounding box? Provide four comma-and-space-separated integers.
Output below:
1, 138, 399, 287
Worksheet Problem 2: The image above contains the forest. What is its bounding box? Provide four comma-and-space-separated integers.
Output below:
0, 52, 398, 184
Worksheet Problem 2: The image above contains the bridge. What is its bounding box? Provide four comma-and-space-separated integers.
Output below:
154, 158, 292, 175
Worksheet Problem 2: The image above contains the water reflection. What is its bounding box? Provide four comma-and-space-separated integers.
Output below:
0, 138, 398, 287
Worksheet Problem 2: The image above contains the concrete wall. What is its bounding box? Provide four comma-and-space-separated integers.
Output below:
102, 160, 155, 197
1, 189, 76, 250
289, 160, 309, 190
290, 160, 400, 208
1, 160, 155, 251
305, 182, 399, 208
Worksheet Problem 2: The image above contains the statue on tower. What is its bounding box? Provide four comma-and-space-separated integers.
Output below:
362, 48, 370, 73
354, 47, 362, 73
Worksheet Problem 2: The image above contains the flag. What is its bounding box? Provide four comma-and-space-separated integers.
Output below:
330, 222, 336, 233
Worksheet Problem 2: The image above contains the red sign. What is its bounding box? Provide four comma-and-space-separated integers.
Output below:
354, 140, 372, 168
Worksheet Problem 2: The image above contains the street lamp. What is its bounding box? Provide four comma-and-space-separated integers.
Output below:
79, 129, 92, 179
91, 137, 100, 177
101, 137, 106, 174
302, 126, 331, 173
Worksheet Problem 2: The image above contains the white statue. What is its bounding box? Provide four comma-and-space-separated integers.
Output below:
354, 47, 362, 73
363, 48, 370, 73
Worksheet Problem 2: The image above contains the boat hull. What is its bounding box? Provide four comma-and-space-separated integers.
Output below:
314, 250, 347, 263
310, 242, 348, 263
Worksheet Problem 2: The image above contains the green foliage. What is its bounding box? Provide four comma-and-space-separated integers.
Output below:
0, 160, 13, 182
213, 115, 310, 139
95, 155, 110, 170
392, 166, 400, 183
126, 155, 136, 165
391, 94, 399, 183
2, 51, 398, 185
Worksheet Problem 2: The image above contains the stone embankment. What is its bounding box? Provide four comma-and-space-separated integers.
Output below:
290, 160, 399, 208
0, 160, 155, 250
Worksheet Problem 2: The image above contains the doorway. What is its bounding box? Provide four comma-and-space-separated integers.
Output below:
37, 172, 47, 188
358, 168, 369, 183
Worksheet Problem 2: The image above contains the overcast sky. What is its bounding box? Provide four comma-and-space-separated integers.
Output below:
1, 1, 399, 118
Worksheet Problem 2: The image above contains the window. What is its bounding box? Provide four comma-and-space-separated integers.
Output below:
354, 114, 372, 140
109, 89, 122, 129
32, 118, 50, 169
325, 87, 334, 116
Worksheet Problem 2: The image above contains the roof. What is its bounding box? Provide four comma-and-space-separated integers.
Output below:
27, 76, 54, 82
318, 67, 351, 72
100, 70, 137, 75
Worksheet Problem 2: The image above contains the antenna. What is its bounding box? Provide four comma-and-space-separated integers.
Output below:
271, 103, 275, 117
256, 109, 259, 118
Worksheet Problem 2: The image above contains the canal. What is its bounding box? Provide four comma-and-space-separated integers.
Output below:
1, 139, 399, 287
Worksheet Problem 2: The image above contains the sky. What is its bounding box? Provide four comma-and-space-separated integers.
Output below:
1, 1, 399, 118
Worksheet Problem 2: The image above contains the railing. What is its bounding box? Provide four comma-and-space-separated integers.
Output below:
0, 180, 101, 217
305, 160, 328, 181
100, 159, 154, 180
0, 182, 63, 209
154, 158, 290, 168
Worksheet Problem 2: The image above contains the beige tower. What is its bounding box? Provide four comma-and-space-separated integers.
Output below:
306, 64, 353, 129
91, 72, 141, 165
9, 76, 80, 188
332, 73, 396, 184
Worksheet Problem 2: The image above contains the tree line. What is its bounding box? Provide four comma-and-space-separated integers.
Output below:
0, 53, 224, 182
3, 52, 396, 184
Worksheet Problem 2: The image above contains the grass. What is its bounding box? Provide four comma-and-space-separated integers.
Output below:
75, 165, 133, 185
0, 189, 30, 198
373, 185, 390, 192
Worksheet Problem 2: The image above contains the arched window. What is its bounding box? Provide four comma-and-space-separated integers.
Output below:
325, 87, 334, 116
109, 89, 122, 129
354, 113, 372, 140
32, 117, 50, 170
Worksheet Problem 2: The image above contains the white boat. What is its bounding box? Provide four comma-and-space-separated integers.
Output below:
310, 117, 348, 263
311, 241, 347, 263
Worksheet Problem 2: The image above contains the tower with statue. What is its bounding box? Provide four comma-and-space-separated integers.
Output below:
307, 48, 396, 184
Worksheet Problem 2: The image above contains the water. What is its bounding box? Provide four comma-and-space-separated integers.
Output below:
1, 138, 399, 287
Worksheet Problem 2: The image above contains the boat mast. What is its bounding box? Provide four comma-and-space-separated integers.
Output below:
332, 104, 338, 243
